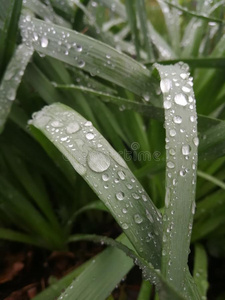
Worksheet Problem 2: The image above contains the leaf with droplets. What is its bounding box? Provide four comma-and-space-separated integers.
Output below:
66, 234, 186, 300
155, 63, 199, 296
0, 43, 33, 133
29, 102, 163, 268
20, 16, 159, 105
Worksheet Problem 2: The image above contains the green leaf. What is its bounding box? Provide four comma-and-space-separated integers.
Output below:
29, 102, 163, 268
0, 44, 33, 133
155, 63, 198, 295
67, 234, 186, 300
0, 0, 22, 74
20, 17, 159, 105
193, 244, 209, 299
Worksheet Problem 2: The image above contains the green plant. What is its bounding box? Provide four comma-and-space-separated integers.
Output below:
0, 0, 225, 299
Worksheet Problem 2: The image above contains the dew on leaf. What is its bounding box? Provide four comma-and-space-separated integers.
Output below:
174, 93, 188, 106
87, 151, 110, 172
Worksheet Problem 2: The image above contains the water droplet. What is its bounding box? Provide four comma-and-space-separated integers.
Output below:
180, 170, 187, 177
134, 214, 143, 224
192, 202, 196, 214
84, 121, 92, 126
41, 37, 48, 48
66, 122, 80, 134
78, 60, 85, 68
169, 129, 176, 137
193, 137, 199, 146
102, 174, 109, 181
182, 145, 191, 155
173, 115, 182, 124
132, 193, 140, 200
86, 132, 94, 140
126, 184, 133, 189
143, 93, 150, 101
174, 94, 187, 106
122, 223, 129, 229
164, 100, 171, 109
165, 188, 170, 208
76, 44, 83, 52
182, 86, 191, 93
122, 208, 127, 214
51, 120, 63, 127
160, 79, 172, 93
169, 148, 176, 156
146, 210, 154, 223
167, 161, 175, 169
87, 151, 110, 172
142, 194, 147, 202
118, 170, 125, 180
116, 192, 125, 201
190, 116, 195, 122
6, 89, 16, 101
180, 73, 188, 80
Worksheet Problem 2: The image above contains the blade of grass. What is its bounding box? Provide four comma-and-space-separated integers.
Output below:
0, 44, 33, 132
125, 0, 140, 59
155, 63, 198, 296
20, 16, 159, 105
136, 0, 155, 60
137, 280, 152, 300
29, 102, 163, 268
67, 234, 187, 300
0, 0, 22, 74
193, 244, 209, 300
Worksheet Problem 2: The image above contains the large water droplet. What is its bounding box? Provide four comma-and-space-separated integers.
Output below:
66, 122, 80, 134
174, 94, 187, 106
41, 37, 48, 48
134, 214, 143, 224
182, 145, 191, 155
160, 78, 172, 93
182, 86, 191, 93
116, 192, 125, 201
87, 151, 110, 172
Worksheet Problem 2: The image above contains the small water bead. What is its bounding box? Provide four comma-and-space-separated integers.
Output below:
118, 170, 125, 180
169, 148, 176, 156
50, 121, 63, 128
134, 214, 143, 224
182, 145, 191, 155
122, 223, 129, 229
87, 151, 110, 172
66, 122, 80, 134
84, 121, 92, 126
126, 184, 133, 190
41, 37, 48, 48
6, 89, 16, 101
180, 169, 187, 177
61, 136, 68, 142
174, 94, 188, 106
192, 201, 196, 214
86, 132, 94, 140
76, 44, 83, 52
173, 115, 182, 124
190, 116, 195, 122
102, 174, 109, 181
167, 161, 175, 169
132, 193, 140, 200
146, 210, 154, 223
114, 178, 119, 183
164, 100, 172, 109
160, 78, 172, 93
180, 73, 188, 80
193, 137, 199, 146
78, 60, 85, 68
169, 129, 176, 137
182, 86, 191, 93
116, 192, 125, 201
142, 194, 147, 202
122, 208, 128, 214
